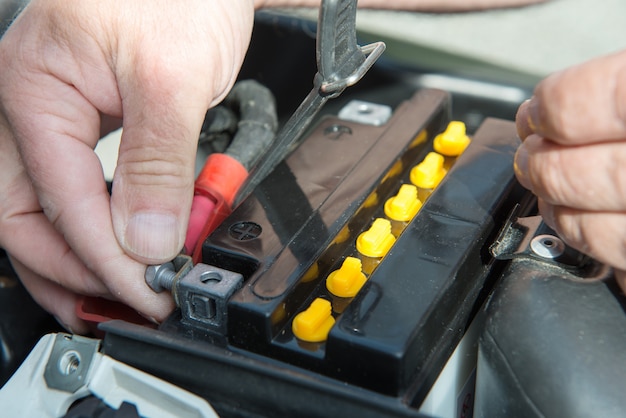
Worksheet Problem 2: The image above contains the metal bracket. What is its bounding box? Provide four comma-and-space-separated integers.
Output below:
44, 334, 99, 393
490, 206, 611, 281
0, 333, 218, 417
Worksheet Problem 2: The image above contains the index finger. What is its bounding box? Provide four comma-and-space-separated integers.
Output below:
12, 81, 176, 321
517, 49, 626, 144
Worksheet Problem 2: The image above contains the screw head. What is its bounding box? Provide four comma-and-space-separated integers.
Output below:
145, 262, 175, 292
323, 124, 352, 140
229, 221, 262, 241
530, 234, 565, 259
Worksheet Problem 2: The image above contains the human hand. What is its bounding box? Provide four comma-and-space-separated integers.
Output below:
515, 49, 626, 293
259, 0, 546, 11
0, 0, 550, 335
0, 0, 254, 333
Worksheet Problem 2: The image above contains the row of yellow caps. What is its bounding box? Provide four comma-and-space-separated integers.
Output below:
291, 121, 470, 343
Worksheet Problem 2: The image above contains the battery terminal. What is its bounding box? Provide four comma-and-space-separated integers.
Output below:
326, 257, 367, 298
433, 121, 470, 157
292, 298, 335, 342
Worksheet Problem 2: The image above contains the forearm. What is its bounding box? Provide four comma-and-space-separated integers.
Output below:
254, 0, 546, 11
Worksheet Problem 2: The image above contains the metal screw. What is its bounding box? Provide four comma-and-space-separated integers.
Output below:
145, 262, 177, 292
323, 124, 352, 140
530, 234, 565, 259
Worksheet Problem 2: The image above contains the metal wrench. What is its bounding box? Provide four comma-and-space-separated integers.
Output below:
233, 0, 385, 206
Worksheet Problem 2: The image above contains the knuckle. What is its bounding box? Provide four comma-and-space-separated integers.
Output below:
537, 80, 575, 140
584, 215, 626, 269
553, 209, 626, 271
551, 207, 587, 254
133, 53, 187, 93
607, 148, 626, 206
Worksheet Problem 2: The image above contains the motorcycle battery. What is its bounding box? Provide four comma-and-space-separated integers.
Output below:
100, 88, 533, 417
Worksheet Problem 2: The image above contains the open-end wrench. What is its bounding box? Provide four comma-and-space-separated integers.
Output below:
139, 0, 386, 302
233, 0, 385, 206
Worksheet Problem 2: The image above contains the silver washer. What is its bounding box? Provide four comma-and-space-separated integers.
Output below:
530, 234, 565, 259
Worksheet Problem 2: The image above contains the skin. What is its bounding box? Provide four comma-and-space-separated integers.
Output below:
515, 49, 626, 294
259, 0, 545, 10
0, 0, 545, 333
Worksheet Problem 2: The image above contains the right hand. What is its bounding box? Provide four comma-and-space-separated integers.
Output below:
515, 49, 626, 294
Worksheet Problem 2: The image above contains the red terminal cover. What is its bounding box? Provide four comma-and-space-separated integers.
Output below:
190, 153, 248, 263
76, 296, 155, 337
76, 153, 248, 328
195, 153, 248, 208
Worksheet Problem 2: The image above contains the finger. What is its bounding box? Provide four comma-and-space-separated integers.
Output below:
259, 0, 546, 11
514, 134, 626, 211
516, 99, 534, 140
110, 78, 201, 263
0, 114, 108, 297
2, 211, 110, 297
538, 199, 626, 271
11, 256, 90, 334
110, 4, 252, 263
4, 71, 175, 322
521, 49, 626, 145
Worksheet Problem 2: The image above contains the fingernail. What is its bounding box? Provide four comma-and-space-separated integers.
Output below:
125, 212, 181, 260
516, 96, 545, 141
514, 145, 531, 190
516, 99, 533, 140
527, 97, 542, 135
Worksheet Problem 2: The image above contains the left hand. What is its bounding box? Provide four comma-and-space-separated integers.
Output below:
0, 0, 255, 333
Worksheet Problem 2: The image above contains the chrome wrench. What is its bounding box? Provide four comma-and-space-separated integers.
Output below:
233, 0, 385, 206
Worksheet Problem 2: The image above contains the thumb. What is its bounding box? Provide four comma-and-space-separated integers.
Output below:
111, 78, 207, 264
104, 0, 254, 264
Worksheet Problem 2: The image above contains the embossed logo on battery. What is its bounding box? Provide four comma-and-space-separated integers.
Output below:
229, 222, 262, 240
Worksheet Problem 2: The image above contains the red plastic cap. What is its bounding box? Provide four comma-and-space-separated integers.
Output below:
76, 296, 155, 337
185, 195, 217, 254
195, 153, 248, 207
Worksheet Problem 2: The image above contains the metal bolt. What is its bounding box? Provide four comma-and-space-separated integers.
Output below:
530, 234, 565, 259
145, 262, 177, 293
323, 124, 352, 140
